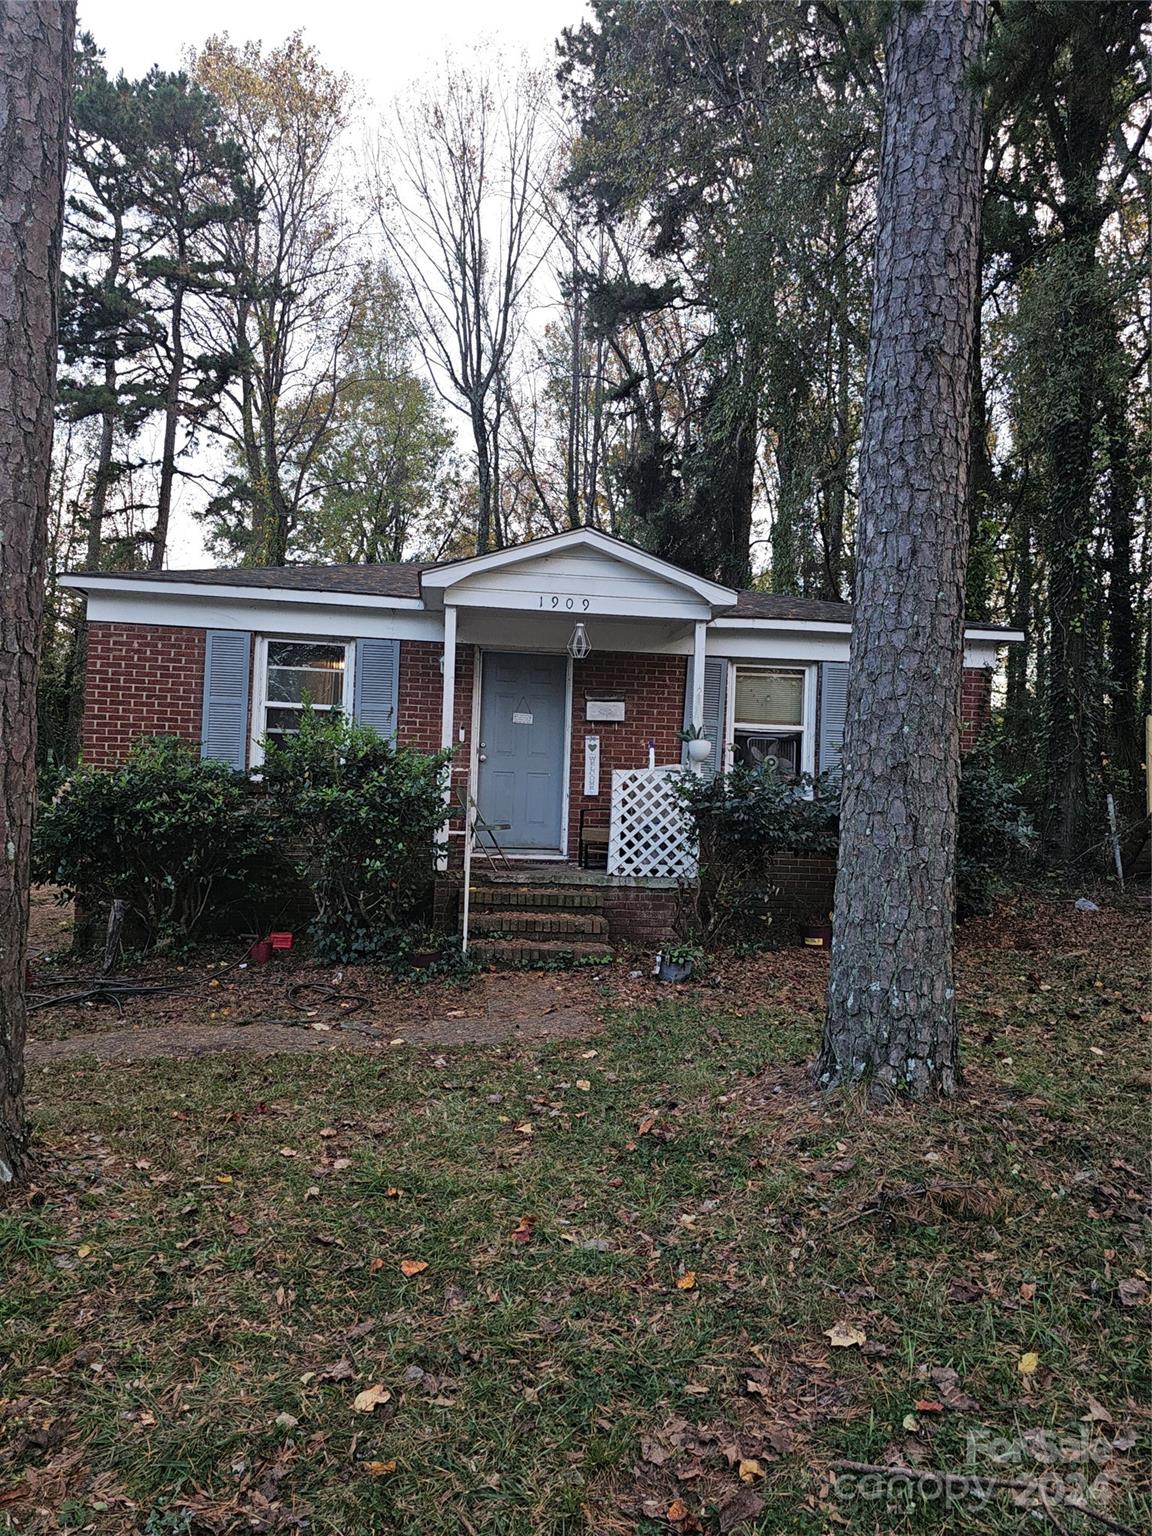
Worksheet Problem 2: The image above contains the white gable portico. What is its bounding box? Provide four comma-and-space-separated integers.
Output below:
419, 529, 739, 764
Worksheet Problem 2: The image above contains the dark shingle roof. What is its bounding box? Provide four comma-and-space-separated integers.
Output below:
84, 561, 431, 599
730, 590, 850, 622
73, 560, 848, 616
69, 560, 1016, 632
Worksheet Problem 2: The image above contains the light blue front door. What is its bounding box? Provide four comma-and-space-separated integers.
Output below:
477, 653, 568, 851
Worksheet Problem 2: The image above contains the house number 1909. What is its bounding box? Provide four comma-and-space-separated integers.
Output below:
538, 595, 591, 610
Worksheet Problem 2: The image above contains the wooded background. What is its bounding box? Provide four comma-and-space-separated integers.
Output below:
40, 1, 1151, 873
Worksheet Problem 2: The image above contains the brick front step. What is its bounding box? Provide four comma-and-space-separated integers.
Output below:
469, 938, 615, 967
469, 886, 605, 912
469, 910, 609, 937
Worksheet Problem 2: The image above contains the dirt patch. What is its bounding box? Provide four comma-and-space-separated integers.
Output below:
26, 884, 73, 958
27, 969, 600, 1066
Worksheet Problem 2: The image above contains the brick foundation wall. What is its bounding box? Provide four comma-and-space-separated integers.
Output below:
82, 622, 206, 767
601, 884, 681, 947
764, 855, 837, 928
960, 666, 992, 748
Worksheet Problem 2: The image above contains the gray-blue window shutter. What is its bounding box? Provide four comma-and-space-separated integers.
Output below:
683, 655, 727, 777
354, 638, 400, 741
200, 630, 251, 769
818, 661, 849, 778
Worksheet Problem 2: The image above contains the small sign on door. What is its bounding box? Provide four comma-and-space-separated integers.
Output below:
512, 711, 533, 725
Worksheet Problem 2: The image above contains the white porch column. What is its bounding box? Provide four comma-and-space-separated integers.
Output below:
440, 602, 457, 753
436, 604, 458, 866
690, 619, 707, 729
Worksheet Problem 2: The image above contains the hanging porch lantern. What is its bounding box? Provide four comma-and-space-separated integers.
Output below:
567, 622, 592, 660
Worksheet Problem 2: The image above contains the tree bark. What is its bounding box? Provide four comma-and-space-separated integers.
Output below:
818, 0, 986, 1102
0, 0, 75, 1187
149, 270, 185, 571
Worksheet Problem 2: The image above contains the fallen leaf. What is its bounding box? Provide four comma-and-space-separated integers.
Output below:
1083, 1394, 1113, 1425
676, 1272, 697, 1291
1019, 1282, 1036, 1301
824, 1322, 866, 1348
318, 1358, 355, 1382
575, 1080, 591, 1092
1117, 1276, 1149, 1307
364, 1459, 397, 1477
510, 1217, 535, 1244
946, 1276, 984, 1303
667, 1498, 688, 1522
352, 1384, 391, 1413
514, 1122, 534, 1137
1017, 1351, 1040, 1376
914, 1399, 944, 1414
737, 1458, 763, 1483
717, 1487, 765, 1532
399, 1259, 428, 1278
274, 1411, 299, 1429
369, 1257, 385, 1274
215, 1174, 233, 1185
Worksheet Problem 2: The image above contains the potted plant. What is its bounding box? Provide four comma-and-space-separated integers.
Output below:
679, 725, 713, 765
656, 940, 704, 983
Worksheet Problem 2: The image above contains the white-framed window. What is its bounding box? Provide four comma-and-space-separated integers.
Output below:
727, 664, 816, 780
249, 637, 355, 766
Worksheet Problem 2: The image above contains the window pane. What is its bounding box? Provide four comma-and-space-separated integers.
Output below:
267, 666, 344, 705
735, 732, 800, 777
264, 704, 338, 737
734, 669, 804, 726
268, 641, 345, 668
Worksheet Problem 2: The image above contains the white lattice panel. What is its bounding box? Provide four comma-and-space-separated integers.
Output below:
608, 765, 698, 878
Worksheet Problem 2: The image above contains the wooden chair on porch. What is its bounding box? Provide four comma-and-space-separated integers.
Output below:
578, 808, 611, 870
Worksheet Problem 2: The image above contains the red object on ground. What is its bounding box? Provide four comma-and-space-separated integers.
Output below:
269, 932, 293, 951
249, 939, 273, 965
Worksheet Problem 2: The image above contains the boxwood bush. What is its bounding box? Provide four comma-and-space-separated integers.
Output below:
33, 735, 274, 948
258, 708, 452, 962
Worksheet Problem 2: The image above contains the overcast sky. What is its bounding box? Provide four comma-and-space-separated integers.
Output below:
75, 0, 589, 565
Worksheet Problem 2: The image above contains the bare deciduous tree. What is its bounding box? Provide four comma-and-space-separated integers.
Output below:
818, 0, 987, 1102
376, 55, 552, 555
0, 0, 75, 1187
194, 32, 356, 566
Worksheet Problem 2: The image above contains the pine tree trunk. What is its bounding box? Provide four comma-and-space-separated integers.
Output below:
0, 0, 75, 1187
818, 0, 986, 1103
150, 271, 186, 571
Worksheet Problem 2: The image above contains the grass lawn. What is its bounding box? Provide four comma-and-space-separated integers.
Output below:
2, 900, 1148, 1534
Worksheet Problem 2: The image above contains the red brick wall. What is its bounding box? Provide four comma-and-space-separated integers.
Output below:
81, 622, 206, 768
960, 666, 992, 749
567, 652, 688, 856
397, 640, 475, 814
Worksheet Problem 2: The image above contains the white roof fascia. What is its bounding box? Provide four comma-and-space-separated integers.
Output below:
713, 616, 1025, 644
57, 573, 426, 611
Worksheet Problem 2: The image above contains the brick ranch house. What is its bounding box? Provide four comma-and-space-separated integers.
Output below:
62, 529, 1021, 955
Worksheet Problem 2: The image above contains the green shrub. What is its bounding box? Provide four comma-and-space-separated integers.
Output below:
32, 736, 273, 947
956, 747, 1035, 917
678, 750, 1033, 942
258, 708, 451, 963
678, 765, 839, 943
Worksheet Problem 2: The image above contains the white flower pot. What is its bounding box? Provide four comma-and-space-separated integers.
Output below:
686, 737, 712, 764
